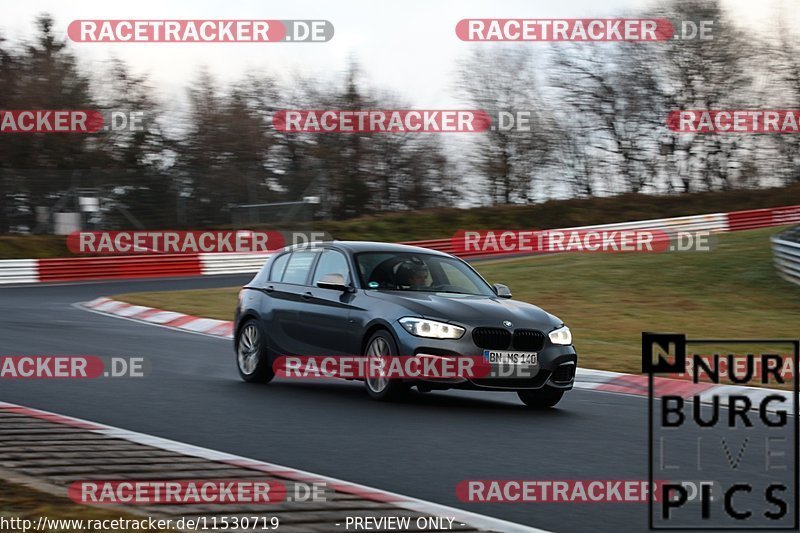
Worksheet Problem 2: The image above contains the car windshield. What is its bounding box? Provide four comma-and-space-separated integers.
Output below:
355, 251, 496, 296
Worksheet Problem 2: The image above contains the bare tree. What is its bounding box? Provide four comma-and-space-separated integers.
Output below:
458, 48, 554, 204
550, 42, 663, 194
650, 0, 761, 192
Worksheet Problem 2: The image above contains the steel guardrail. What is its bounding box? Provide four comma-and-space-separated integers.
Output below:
772, 225, 800, 287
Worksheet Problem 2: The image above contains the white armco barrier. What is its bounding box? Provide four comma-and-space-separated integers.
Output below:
0, 259, 38, 284
199, 252, 273, 275
772, 229, 800, 287
565, 213, 729, 234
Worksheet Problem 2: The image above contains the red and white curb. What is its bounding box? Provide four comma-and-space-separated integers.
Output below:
81, 297, 796, 412
575, 368, 794, 413
0, 400, 549, 533
82, 297, 234, 339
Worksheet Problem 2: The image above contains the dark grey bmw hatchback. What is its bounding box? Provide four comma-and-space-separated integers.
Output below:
233, 241, 577, 408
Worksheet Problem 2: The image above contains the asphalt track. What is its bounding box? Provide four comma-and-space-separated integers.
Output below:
0, 276, 796, 533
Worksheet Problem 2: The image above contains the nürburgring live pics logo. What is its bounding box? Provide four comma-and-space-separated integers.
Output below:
644, 332, 798, 530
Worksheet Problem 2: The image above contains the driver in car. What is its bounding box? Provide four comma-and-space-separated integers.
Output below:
397, 262, 430, 289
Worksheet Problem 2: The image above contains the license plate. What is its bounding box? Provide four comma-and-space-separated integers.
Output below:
483, 350, 538, 365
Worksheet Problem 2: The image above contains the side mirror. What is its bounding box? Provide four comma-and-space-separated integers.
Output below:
317, 273, 349, 291
493, 283, 512, 298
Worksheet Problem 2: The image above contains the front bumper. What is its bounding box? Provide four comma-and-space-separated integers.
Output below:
392, 326, 578, 391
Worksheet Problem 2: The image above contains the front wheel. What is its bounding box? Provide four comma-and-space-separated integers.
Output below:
517, 387, 564, 409
364, 330, 408, 401
236, 319, 274, 383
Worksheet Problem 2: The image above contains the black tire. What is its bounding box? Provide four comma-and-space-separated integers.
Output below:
517, 387, 564, 408
363, 330, 408, 401
235, 318, 274, 383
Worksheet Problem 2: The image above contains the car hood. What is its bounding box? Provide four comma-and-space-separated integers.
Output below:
366, 290, 561, 329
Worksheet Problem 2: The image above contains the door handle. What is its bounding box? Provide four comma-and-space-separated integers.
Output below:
301, 291, 313, 300
264, 285, 274, 293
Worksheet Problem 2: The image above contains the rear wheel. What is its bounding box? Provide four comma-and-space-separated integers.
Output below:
236, 319, 274, 383
364, 330, 408, 401
517, 387, 564, 408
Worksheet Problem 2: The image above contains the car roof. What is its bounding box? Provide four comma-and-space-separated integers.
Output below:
286, 240, 452, 257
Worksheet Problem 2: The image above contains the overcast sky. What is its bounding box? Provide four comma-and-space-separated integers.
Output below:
2, 0, 795, 108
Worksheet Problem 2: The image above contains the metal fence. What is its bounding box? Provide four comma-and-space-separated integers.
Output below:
772, 226, 800, 287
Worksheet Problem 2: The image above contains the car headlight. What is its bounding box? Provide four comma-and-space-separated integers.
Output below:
399, 317, 465, 339
549, 325, 572, 345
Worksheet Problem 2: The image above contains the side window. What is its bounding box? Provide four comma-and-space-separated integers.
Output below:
281, 251, 318, 285
268, 253, 290, 282
313, 250, 351, 285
